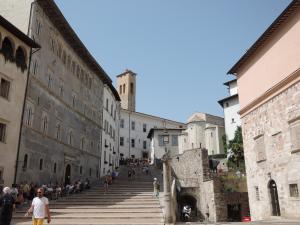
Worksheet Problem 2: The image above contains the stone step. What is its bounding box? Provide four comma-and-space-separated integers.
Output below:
24, 205, 161, 209
14, 212, 163, 219
65, 195, 154, 199
16, 208, 162, 213
57, 198, 157, 202
50, 201, 160, 206
12, 218, 163, 225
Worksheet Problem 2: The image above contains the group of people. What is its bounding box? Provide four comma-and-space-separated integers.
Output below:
0, 186, 50, 225
0, 178, 92, 225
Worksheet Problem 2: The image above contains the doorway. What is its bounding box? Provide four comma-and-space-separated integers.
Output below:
269, 180, 280, 216
65, 164, 71, 185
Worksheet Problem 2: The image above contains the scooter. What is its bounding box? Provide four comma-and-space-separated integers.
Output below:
182, 205, 191, 221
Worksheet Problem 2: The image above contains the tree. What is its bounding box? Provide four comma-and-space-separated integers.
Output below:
228, 126, 244, 168
222, 134, 228, 155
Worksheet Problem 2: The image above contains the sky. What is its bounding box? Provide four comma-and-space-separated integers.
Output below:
55, 0, 292, 123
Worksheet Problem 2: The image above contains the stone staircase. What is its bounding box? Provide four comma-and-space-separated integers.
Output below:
12, 167, 164, 225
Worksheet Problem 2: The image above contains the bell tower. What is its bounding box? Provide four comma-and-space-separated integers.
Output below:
116, 70, 136, 111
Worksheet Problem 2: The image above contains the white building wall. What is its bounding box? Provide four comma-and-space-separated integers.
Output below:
119, 109, 185, 159
101, 85, 120, 177
229, 81, 238, 95
223, 97, 241, 142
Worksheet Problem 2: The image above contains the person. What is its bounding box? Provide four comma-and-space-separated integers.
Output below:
25, 188, 51, 225
153, 178, 160, 198
0, 187, 15, 225
104, 176, 109, 194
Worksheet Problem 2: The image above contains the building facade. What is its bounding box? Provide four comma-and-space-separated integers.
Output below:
101, 84, 121, 177
0, 16, 39, 187
147, 128, 185, 164
218, 79, 241, 143
179, 112, 225, 155
0, 0, 118, 185
228, 0, 300, 220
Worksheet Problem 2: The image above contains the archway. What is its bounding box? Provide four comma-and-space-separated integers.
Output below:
65, 164, 71, 185
178, 194, 197, 221
269, 180, 280, 216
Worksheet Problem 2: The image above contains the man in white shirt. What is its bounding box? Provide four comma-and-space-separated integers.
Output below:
26, 188, 51, 225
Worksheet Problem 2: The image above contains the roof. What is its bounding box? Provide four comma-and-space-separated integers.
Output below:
0, 15, 40, 48
121, 108, 186, 126
218, 94, 238, 107
147, 128, 186, 139
37, 0, 119, 96
223, 79, 237, 86
117, 69, 137, 78
228, 0, 300, 75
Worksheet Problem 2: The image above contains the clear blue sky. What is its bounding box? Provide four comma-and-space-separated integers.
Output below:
55, 0, 292, 123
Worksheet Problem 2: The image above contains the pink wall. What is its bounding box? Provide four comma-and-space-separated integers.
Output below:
237, 10, 300, 110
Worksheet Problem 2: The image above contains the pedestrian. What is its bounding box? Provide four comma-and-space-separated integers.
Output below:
25, 188, 51, 225
104, 176, 109, 194
0, 187, 15, 225
127, 170, 132, 180
153, 178, 160, 198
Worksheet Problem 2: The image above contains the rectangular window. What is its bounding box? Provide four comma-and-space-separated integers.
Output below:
143, 140, 147, 149
159, 135, 169, 146
255, 186, 260, 201
131, 139, 135, 148
120, 119, 124, 128
290, 184, 299, 197
143, 124, 147, 133
254, 135, 266, 162
120, 137, 124, 146
0, 123, 6, 142
172, 135, 178, 146
106, 99, 108, 111
0, 78, 10, 99
104, 151, 107, 161
289, 119, 300, 153
131, 121, 135, 130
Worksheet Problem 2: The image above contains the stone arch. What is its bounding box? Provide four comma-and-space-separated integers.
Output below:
178, 193, 198, 221
1, 36, 15, 62
15, 46, 27, 72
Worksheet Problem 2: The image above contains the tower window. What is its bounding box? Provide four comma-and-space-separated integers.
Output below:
130, 82, 134, 94
123, 84, 125, 94
119, 85, 122, 94
39, 158, 43, 170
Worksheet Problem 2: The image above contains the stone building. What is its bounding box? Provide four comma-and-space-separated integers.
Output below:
218, 79, 241, 144
0, 16, 39, 187
170, 148, 249, 222
228, 0, 300, 220
117, 70, 185, 160
179, 112, 225, 155
0, 0, 119, 185
101, 83, 121, 176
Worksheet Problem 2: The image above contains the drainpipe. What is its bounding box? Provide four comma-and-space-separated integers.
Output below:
14, 1, 40, 184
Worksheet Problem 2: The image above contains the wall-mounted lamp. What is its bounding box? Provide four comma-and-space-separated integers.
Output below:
176, 156, 180, 162
267, 172, 271, 179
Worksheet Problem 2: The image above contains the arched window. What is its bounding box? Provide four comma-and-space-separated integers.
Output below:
80, 166, 83, 175
53, 163, 57, 173
89, 168, 92, 176
56, 123, 61, 140
69, 130, 73, 145
42, 114, 48, 134
23, 154, 28, 169
39, 158, 43, 170
26, 106, 33, 126
123, 84, 125, 94
62, 50, 66, 64
15, 46, 27, 71
1, 37, 14, 62
81, 137, 85, 150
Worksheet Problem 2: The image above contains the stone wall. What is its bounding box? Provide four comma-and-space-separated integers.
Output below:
242, 81, 300, 220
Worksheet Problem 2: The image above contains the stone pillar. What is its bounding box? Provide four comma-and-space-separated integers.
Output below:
163, 155, 173, 224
